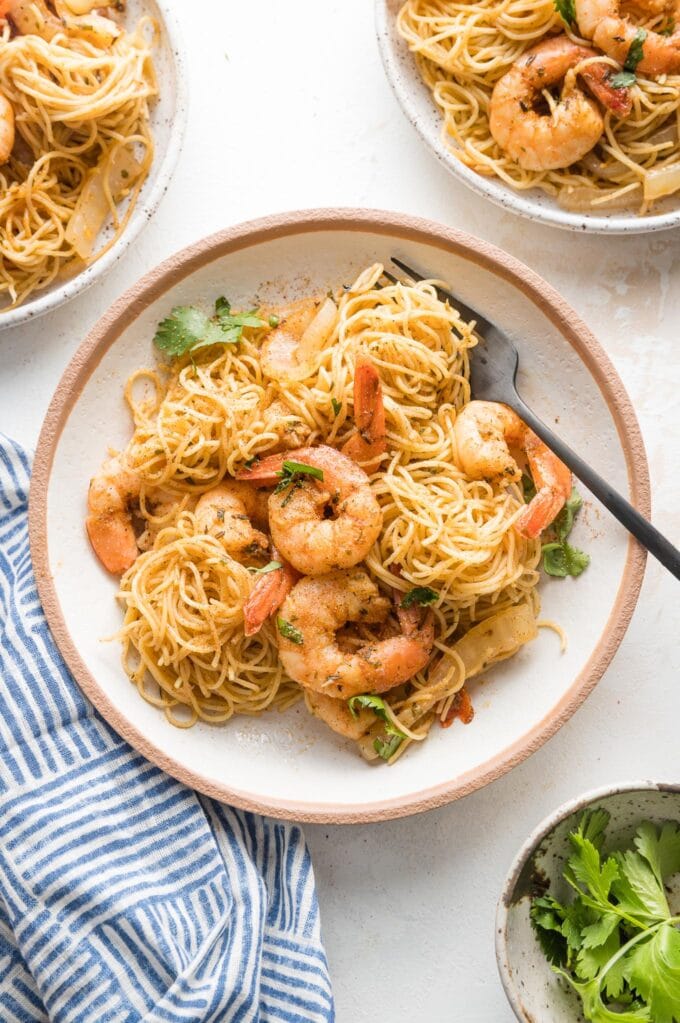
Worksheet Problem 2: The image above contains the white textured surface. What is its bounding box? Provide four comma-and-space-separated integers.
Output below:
0, 2, 678, 1021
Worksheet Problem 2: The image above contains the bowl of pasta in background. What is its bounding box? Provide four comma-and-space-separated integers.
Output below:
0, 0, 187, 330
29, 208, 649, 823
376, 0, 680, 235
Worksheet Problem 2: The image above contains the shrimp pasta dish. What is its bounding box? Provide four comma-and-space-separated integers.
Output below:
398, 0, 680, 213
0, 0, 157, 310
85, 264, 584, 764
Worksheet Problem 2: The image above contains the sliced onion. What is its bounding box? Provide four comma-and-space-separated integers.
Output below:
296, 295, 337, 365
557, 185, 640, 212
643, 161, 680, 201
5, 0, 62, 38
428, 603, 538, 694
65, 146, 141, 259
61, 0, 103, 12
645, 120, 678, 149
581, 151, 626, 181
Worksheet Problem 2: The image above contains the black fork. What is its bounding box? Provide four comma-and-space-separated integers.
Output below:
388, 256, 680, 580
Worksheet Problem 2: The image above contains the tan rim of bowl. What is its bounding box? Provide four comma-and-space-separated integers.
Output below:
29, 208, 650, 823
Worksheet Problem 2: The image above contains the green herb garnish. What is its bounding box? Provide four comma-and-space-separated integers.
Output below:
276, 617, 303, 644
531, 811, 680, 1023
553, 0, 576, 26
274, 460, 324, 496
268, 314, 280, 328
400, 586, 438, 608
610, 70, 636, 89
349, 695, 407, 762
540, 489, 590, 579
331, 398, 342, 417
250, 561, 282, 575
153, 297, 264, 357
624, 28, 647, 73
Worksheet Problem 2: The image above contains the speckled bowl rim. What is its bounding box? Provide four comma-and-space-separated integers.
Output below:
375, 0, 680, 235
0, 0, 188, 331
495, 780, 680, 1021
29, 208, 650, 823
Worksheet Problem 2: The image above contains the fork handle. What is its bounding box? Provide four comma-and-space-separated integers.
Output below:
512, 397, 680, 581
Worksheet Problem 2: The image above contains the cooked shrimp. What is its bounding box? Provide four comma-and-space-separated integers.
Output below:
259, 299, 319, 378
243, 547, 299, 637
452, 401, 572, 539
262, 398, 312, 451
194, 481, 269, 565
489, 36, 632, 171
304, 689, 376, 740
0, 94, 14, 165
276, 569, 435, 698
86, 455, 141, 574
341, 355, 387, 474
575, 0, 680, 75
236, 445, 383, 576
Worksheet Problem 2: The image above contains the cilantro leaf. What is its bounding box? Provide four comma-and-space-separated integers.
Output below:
634, 822, 680, 889
624, 28, 647, 73
250, 560, 282, 575
566, 819, 619, 908
554, 0, 576, 25
626, 924, 680, 1023
153, 297, 264, 358
530, 894, 570, 965
273, 460, 324, 495
551, 489, 583, 542
373, 733, 403, 761
331, 398, 342, 416
400, 586, 438, 608
541, 489, 590, 578
576, 926, 621, 982
276, 617, 303, 645
610, 70, 637, 88
613, 850, 670, 922
581, 912, 620, 951
348, 694, 406, 739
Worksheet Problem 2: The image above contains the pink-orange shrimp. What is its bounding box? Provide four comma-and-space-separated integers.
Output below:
276, 568, 435, 699
86, 455, 141, 575
243, 548, 299, 637
489, 36, 632, 172
575, 0, 680, 76
341, 355, 387, 474
236, 445, 383, 576
452, 401, 572, 539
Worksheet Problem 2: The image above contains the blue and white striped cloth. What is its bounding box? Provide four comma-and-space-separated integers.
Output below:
0, 436, 334, 1023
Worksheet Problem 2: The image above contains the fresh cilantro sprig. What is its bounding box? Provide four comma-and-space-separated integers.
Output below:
153, 297, 264, 357
531, 811, 680, 1023
273, 460, 324, 506
400, 586, 438, 609
610, 28, 648, 89
538, 489, 590, 579
554, 0, 576, 26
349, 694, 407, 762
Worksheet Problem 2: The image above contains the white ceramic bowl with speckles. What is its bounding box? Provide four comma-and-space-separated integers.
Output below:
0, 0, 187, 331
496, 782, 680, 1022
376, 0, 680, 235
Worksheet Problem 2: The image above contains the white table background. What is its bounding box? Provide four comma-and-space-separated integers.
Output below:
1, 3, 678, 1020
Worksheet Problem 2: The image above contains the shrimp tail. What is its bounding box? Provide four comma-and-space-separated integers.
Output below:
341, 355, 386, 473
515, 430, 572, 539
581, 65, 632, 118
236, 453, 286, 485
243, 552, 299, 636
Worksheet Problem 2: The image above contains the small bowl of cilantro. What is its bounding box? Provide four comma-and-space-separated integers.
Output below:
496, 783, 680, 1023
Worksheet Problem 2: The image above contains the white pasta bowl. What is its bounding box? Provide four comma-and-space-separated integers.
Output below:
496, 782, 680, 1022
376, 0, 680, 234
0, 0, 187, 331
29, 209, 649, 823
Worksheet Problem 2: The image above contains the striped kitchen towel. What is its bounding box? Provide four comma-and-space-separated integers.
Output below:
0, 435, 334, 1023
